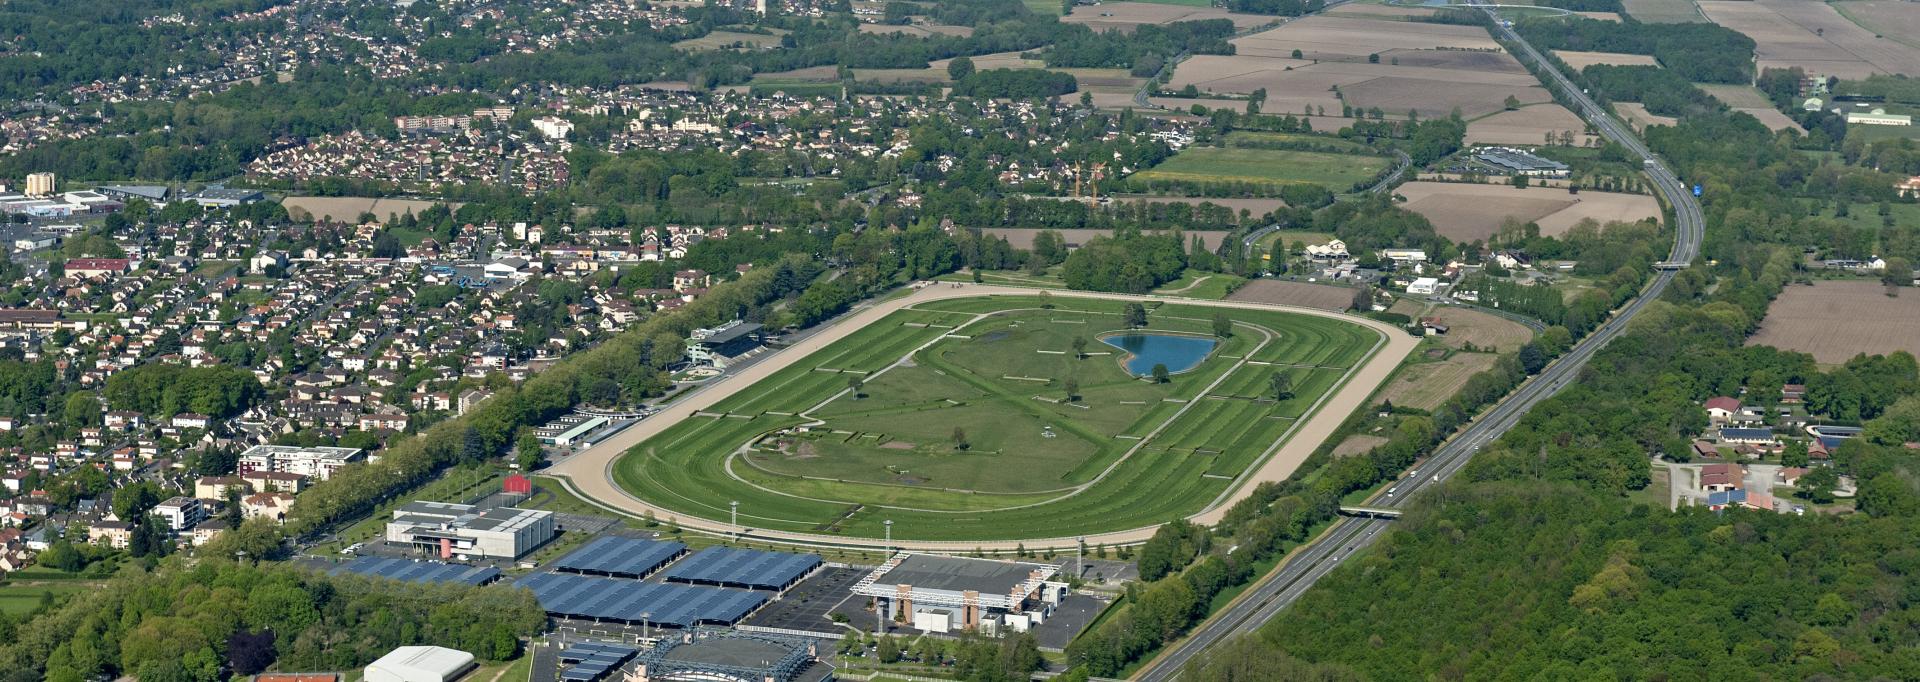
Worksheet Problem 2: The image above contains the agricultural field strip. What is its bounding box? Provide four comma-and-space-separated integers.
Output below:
718, 305, 1282, 514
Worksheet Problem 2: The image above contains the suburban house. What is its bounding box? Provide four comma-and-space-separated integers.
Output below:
1704, 397, 1741, 423
1781, 384, 1806, 404
1700, 462, 1744, 493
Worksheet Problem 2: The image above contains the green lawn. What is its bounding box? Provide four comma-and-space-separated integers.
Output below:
612, 296, 1389, 541
1129, 147, 1391, 193
0, 583, 87, 615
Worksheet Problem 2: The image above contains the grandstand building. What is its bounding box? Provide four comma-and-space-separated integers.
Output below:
852, 553, 1067, 634
384, 501, 555, 559
631, 629, 832, 682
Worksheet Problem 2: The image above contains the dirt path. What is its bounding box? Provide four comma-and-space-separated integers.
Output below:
543, 282, 1417, 551
1157, 275, 1214, 295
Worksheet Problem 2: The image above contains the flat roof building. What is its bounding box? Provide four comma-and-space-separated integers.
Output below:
853, 553, 1066, 634
385, 501, 555, 559
187, 187, 265, 207
238, 444, 363, 481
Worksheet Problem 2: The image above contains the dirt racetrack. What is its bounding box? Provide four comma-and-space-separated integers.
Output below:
1395, 181, 1661, 242
541, 282, 1417, 551
1750, 280, 1920, 364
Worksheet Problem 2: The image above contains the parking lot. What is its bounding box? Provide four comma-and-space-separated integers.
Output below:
742, 566, 867, 635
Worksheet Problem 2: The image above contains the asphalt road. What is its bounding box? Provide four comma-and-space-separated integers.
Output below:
1134, 13, 1704, 680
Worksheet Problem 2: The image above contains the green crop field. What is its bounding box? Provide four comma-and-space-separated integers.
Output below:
612, 296, 1386, 541
1128, 147, 1390, 192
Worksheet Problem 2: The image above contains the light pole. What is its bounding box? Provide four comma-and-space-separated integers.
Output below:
884, 519, 893, 555
730, 500, 740, 540
641, 612, 652, 641
1076, 536, 1085, 579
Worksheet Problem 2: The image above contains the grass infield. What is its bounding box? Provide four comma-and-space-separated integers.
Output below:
612, 296, 1383, 541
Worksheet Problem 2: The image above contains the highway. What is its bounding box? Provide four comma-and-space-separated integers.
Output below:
1134, 12, 1703, 680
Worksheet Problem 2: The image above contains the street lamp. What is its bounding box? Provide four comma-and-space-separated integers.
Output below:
884, 520, 893, 555
641, 611, 652, 641
730, 500, 740, 540
1076, 536, 1085, 578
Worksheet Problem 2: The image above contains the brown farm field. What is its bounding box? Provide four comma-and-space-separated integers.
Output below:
1466, 104, 1598, 146
857, 23, 975, 38
1170, 39, 1547, 119
1394, 181, 1661, 242
1063, 3, 1275, 32
1615, 102, 1679, 131
1389, 299, 1534, 352
1379, 351, 1500, 410
1226, 279, 1356, 311
1325, 4, 1440, 18
1231, 16, 1499, 61
674, 30, 785, 51
1749, 280, 1920, 363
283, 196, 459, 224
1553, 50, 1660, 69
1330, 434, 1389, 457
1700, 0, 1920, 78
1835, 2, 1920, 51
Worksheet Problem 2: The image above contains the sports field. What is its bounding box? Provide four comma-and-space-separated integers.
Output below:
610, 295, 1386, 541
1129, 147, 1390, 192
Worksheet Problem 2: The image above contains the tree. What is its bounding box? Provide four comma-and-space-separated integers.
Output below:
1064, 377, 1081, 402
1351, 285, 1372, 312
515, 431, 543, 471
1796, 466, 1839, 504
1072, 336, 1088, 359
1518, 343, 1548, 374
878, 635, 902, 663
1291, 48, 1304, 59
38, 538, 82, 572
952, 427, 970, 451
948, 56, 975, 81
847, 375, 865, 398
1212, 312, 1232, 338
1504, 94, 1521, 110
1781, 439, 1810, 468
1883, 256, 1913, 287
1510, 174, 1530, 189
1151, 363, 1170, 383
1368, 53, 1380, 64
1123, 302, 1148, 328
1271, 372, 1294, 401
63, 391, 99, 428
1037, 290, 1055, 309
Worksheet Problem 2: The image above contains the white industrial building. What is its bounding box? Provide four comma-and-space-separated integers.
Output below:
1406, 277, 1442, 295
364, 645, 475, 682
237, 444, 364, 481
386, 501, 555, 559
853, 553, 1066, 634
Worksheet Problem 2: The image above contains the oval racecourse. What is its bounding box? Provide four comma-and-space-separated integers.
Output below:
543, 283, 1416, 551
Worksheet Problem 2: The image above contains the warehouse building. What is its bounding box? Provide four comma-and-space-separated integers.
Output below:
1472, 147, 1570, 178
852, 553, 1067, 634
385, 501, 555, 559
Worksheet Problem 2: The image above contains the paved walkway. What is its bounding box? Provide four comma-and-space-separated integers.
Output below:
543, 282, 1418, 551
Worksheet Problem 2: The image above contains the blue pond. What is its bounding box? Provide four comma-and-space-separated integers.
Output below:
1101, 333, 1218, 376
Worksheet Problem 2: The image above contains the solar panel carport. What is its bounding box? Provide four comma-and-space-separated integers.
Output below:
332, 557, 501, 586
662, 546, 822, 591
550, 536, 687, 579
513, 573, 768, 627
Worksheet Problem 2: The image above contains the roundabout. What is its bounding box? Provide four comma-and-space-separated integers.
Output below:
543, 283, 1417, 551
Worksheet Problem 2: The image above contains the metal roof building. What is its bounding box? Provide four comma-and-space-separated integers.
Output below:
331, 557, 501, 586
552, 536, 688, 579
663, 546, 821, 591
513, 573, 768, 627
364, 646, 475, 682
632, 629, 832, 682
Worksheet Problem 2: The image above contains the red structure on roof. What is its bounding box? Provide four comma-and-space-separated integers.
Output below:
504, 473, 532, 495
